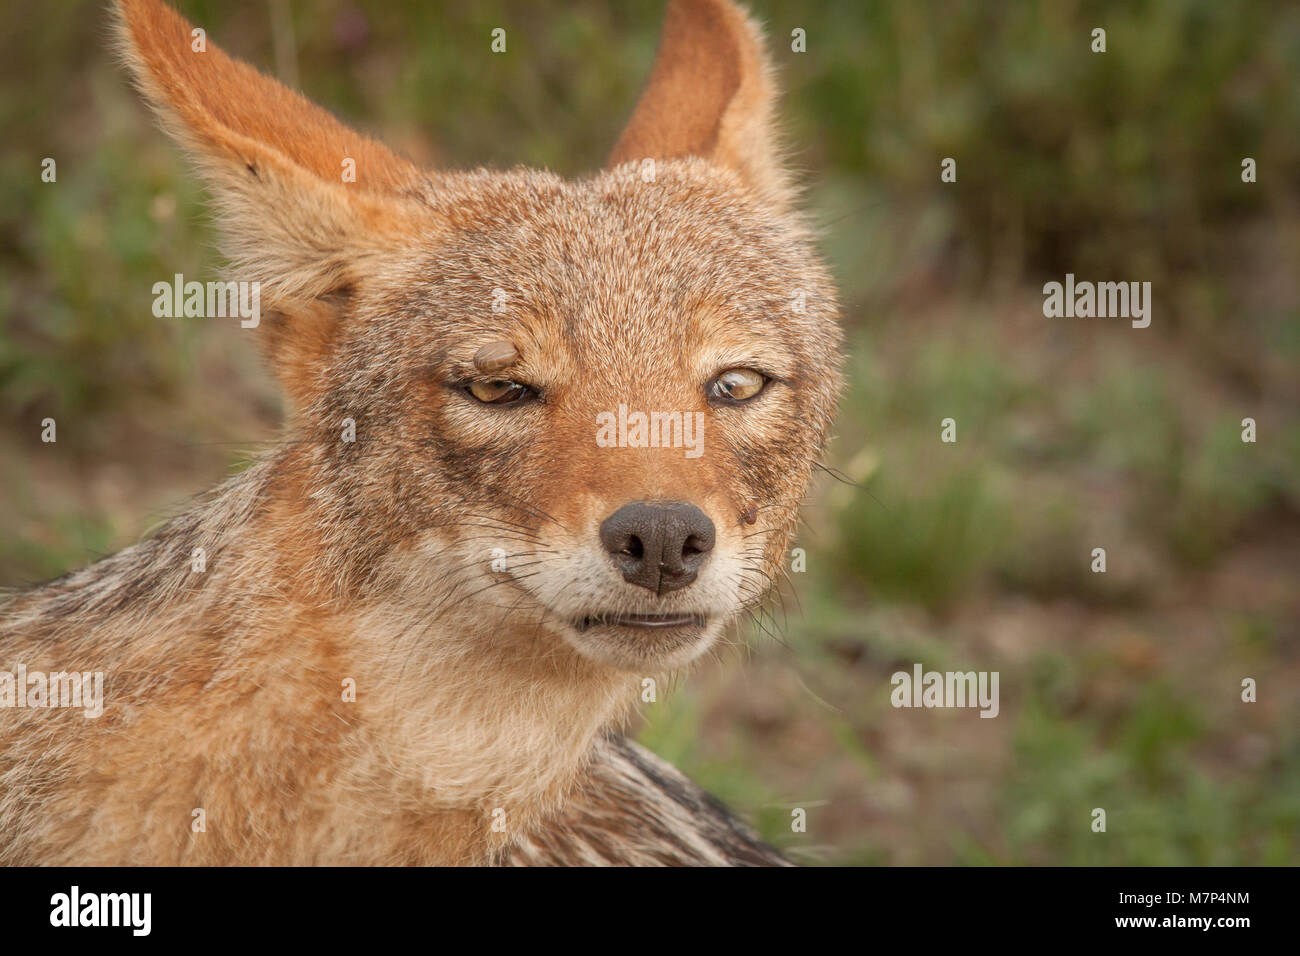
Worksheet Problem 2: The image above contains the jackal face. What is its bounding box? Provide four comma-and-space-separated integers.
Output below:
117, 0, 842, 671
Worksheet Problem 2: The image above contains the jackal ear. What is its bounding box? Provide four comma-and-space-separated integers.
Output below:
608, 0, 791, 210
113, 0, 431, 310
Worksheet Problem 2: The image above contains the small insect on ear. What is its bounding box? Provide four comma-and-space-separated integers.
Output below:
609, 0, 791, 211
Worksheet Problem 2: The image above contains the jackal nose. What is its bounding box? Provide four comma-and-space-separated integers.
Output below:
600, 501, 715, 594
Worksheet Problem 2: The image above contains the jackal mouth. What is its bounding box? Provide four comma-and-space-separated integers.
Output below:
573, 613, 708, 633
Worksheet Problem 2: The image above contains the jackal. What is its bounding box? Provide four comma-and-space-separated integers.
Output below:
0, 0, 841, 865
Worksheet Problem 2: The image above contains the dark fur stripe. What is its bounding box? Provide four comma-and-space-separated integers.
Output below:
504, 736, 792, 867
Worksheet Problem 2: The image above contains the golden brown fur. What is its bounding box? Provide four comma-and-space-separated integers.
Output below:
0, 0, 841, 865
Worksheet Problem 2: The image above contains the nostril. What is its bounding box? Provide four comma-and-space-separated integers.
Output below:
624, 536, 644, 559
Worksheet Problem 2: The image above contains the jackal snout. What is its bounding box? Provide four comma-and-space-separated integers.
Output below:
600, 500, 716, 594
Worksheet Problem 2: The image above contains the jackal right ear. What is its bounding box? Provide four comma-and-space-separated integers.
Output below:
609, 0, 792, 211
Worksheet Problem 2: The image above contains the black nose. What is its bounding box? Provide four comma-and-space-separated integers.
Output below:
599, 501, 716, 594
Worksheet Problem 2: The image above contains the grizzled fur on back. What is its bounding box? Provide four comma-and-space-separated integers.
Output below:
0, 0, 841, 865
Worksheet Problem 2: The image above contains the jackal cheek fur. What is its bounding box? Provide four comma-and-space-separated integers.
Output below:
0, 0, 841, 865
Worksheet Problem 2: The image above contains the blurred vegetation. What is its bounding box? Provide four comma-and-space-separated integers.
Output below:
2, 0, 1297, 864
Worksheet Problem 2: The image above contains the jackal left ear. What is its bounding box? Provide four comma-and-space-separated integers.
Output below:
608, 0, 791, 210
113, 0, 433, 308
114, 0, 440, 411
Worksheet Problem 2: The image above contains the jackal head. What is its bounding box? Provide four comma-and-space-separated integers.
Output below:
116, 0, 842, 672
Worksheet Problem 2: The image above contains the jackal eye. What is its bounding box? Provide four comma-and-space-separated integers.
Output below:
707, 368, 769, 405
465, 379, 537, 406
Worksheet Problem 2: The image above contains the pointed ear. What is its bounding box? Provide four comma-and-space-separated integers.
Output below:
113, 0, 433, 307
609, 0, 791, 210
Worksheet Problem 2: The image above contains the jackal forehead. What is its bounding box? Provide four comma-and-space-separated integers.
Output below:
388, 163, 837, 383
